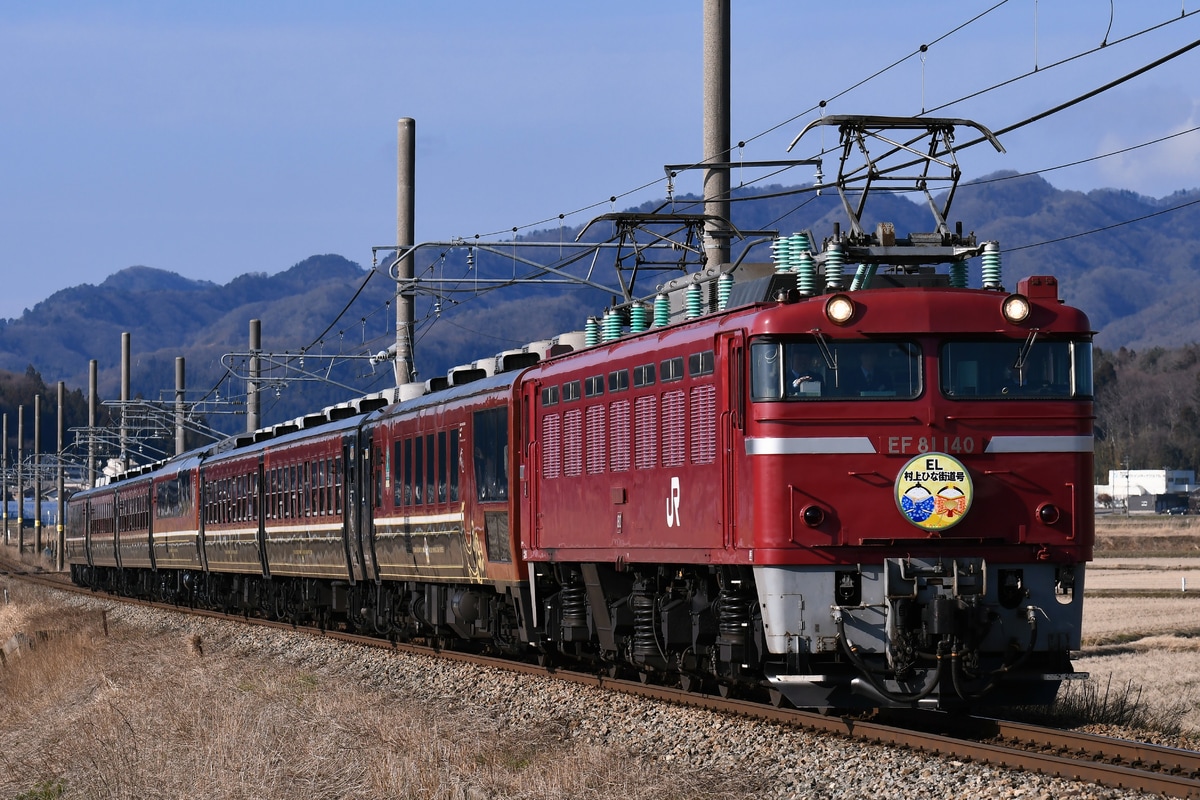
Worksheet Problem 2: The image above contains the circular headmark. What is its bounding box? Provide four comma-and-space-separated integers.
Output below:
894, 452, 973, 531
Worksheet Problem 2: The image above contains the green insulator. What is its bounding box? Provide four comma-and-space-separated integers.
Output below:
824, 242, 846, 290
685, 283, 704, 319
654, 292, 670, 326
949, 261, 969, 288
797, 250, 817, 295
850, 264, 869, 291
629, 302, 649, 333
717, 273, 734, 310
981, 241, 1002, 288
790, 232, 811, 272
585, 316, 600, 347
772, 236, 790, 273
602, 309, 622, 342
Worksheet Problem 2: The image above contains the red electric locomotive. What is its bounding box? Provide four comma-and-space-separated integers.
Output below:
66, 116, 1092, 710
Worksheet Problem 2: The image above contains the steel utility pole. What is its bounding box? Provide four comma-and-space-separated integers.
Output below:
56, 381, 65, 572
121, 332, 130, 471
395, 117, 416, 386
703, 0, 731, 268
34, 395, 41, 557
89, 360, 97, 488
16, 405, 23, 553
2, 412, 7, 546
247, 319, 260, 432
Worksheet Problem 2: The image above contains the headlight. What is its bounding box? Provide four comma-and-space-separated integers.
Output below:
1002, 293, 1031, 324
825, 294, 855, 325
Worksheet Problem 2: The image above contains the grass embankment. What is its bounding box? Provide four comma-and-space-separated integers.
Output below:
0, 575, 752, 800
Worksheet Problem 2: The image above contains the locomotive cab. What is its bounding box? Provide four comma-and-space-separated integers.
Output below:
745, 276, 1093, 709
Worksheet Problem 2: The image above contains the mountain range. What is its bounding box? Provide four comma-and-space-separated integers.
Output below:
1, 170, 1198, 434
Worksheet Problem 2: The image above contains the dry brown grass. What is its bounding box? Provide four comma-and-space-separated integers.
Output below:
1073, 523, 1200, 738
0, 577, 759, 800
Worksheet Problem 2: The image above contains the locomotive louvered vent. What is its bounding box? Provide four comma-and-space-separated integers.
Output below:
725, 271, 798, 308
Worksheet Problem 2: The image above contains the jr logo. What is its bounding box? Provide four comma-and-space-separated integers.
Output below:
665, 476, 682, 528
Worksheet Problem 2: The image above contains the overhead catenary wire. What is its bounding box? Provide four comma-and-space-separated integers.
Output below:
461, 4, 1196, 243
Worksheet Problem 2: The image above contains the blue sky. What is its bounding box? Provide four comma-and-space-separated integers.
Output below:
1, 1, 1198, 321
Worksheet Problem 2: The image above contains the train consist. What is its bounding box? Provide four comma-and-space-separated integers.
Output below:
66, 117, 1093, 709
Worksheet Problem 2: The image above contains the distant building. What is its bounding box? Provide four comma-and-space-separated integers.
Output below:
1094, 468, 1195, 513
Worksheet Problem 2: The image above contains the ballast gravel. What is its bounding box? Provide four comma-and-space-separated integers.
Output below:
79, 597, 1159, 800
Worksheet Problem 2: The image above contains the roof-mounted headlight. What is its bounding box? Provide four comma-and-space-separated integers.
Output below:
825, 293, 855, 326
1002, 293, 1031, 324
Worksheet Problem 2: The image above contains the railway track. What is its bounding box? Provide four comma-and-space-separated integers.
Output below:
4, 558, 1199, 798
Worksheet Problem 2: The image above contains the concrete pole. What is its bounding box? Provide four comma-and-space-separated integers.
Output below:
16, 406, 23, 554
703, 0, 731, 268
34, 394, 41, 557
176, 357, 187, 455
395, 117, 416, 386
247, 319, 261, 432
121, 332, 130, 470
57, 381, 65, 572
2, 412, 7, 546
88, 360, 97, 489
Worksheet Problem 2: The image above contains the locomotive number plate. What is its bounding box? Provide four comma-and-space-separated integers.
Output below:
883, 435, 980, 455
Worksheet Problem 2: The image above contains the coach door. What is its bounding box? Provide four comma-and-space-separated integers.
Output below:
343, 434, 375, 584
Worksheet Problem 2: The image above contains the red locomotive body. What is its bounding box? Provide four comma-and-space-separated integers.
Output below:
521, 321, 731, 564
513, 273, 1090, 707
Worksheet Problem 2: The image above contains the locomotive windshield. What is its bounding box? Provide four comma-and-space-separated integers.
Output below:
751, 339, 921, 401
941, 339, 1093, 399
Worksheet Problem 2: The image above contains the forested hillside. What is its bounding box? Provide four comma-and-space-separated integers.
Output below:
1093, 345, 1200, 480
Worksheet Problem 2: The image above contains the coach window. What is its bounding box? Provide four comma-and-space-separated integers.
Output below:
404, 438, 413, 506
541, 385, 559, 407
449, 429, 460, 502
563, 380, 582, 403
608, 369, 629, 393
319, 458, 327, 514
325, 458, 334, 514
334, 457, 344, 513
584, 375, 605, 398
438, 431, 448, 503
414, 437, 424, 505
424, 434, 435, 505
400, 441, 410, 503
250, 472, 259, 520
474, 407, 509, 502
